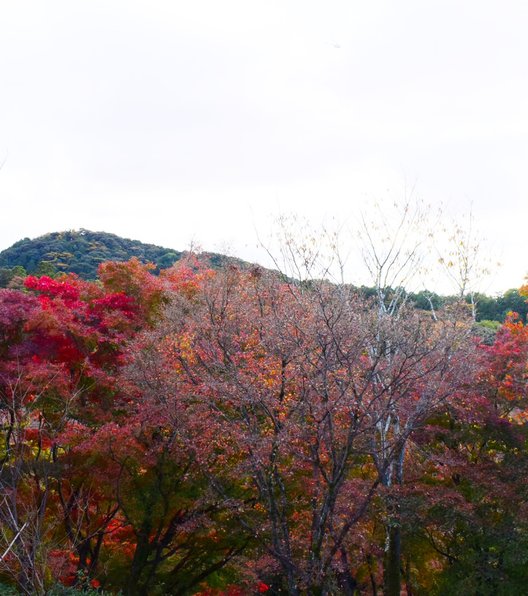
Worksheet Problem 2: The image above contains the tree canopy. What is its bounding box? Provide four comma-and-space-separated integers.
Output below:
0, 255, 527, 594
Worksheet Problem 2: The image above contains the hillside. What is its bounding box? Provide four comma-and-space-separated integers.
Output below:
0, 229, 526, 325
0, 229, 244, 281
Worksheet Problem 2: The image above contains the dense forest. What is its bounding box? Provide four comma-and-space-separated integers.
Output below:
1, 242, 528, 594
0, 230, 182, 279
0, 230, 247, 283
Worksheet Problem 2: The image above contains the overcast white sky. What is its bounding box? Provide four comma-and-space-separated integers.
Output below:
1, 1, 527, 293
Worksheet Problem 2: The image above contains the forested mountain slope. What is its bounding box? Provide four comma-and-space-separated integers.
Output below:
0, 229, 246, 281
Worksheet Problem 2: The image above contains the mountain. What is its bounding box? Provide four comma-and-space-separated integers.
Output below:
0, 229, 243, 281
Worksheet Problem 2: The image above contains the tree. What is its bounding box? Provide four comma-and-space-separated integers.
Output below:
404, 314, 528, 594
127, 253, 475, 594
0, 263, 165, 592
437, 209, 494, 321
351, 200, 477, 594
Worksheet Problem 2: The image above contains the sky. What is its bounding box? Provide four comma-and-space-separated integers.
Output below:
1, 1, 527, 293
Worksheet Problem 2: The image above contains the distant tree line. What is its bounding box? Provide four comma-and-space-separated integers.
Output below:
354, 286, 527, 324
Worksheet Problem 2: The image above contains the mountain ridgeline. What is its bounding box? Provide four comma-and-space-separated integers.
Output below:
0, 229, 526, 324
0, 229, 245, 282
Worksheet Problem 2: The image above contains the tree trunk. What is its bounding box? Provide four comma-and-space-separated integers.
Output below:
384, 522, 401, 596
127, 534, 151, 595
383, 447, 404, 596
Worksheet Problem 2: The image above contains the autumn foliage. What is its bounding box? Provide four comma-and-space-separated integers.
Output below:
0, 258, 527, 594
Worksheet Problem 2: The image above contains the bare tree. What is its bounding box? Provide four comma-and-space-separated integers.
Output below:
437, 208, 494, 320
